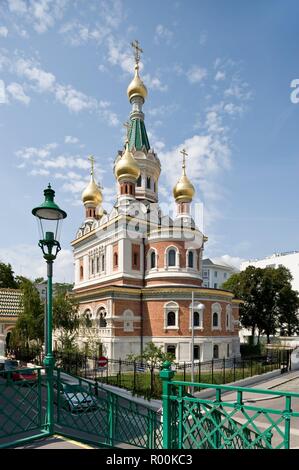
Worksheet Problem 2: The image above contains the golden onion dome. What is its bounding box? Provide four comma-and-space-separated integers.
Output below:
81, 175, 102, 206
173, 170, 195, 202
127, 64, 148, 101
115, 142, 140, 181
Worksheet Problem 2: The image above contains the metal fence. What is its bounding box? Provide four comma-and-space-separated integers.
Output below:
11, 348, 282, 399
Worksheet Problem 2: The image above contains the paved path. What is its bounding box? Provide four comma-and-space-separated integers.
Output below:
15, 434, 95, 449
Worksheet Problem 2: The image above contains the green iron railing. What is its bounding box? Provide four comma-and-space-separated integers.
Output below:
159, 361, 299, 449
54, 369, 163, 449
0, 367, 49, 449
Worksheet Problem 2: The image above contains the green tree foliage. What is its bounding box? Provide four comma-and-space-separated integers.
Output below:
0, 262, 18, 289
222, 266, 299, 342
11, 277, 44, 348
127, 341, 175, 367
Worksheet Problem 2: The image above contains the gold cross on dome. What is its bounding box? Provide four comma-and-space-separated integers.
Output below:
180, 148, 188, 168
123, 121, 131, 141
131, 39, 143, 65
88, 155, 95, 175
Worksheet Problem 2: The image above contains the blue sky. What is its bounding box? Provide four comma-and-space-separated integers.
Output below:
0, 0, 299, 282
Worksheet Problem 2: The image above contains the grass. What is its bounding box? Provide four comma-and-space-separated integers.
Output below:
95, 362, 279, 399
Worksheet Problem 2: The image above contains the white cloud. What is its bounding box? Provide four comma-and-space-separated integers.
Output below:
0, 244, 74, 282
55, 84, 97, 112
106, 35, 135, 74
212, 255, 244, 270
215, 70, 226, 81
0, 80, 8, 104
7, 0, 68, 34
154, 24, 173, 44
15, 58, 56, 92
0, 26, 8, 37
16, 143, 57, 160
143, 74, 168, 92
64, 135, 79, 144
62, 180, 88, 194
186, 66, 207, 83
29, 168, 50, 176
6, 82, 30, 104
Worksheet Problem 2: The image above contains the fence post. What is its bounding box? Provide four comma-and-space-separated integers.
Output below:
212, 359, 214, 383
242, 359, 245, 379
108, 393, 116, 447
223, 357, 226, 384
118, 358, 122, 387
283, 396, 292, 449
183, 362, 186, 382
160, 361, 175, 449
233, 357, 236, 382
133, 360, 137, 392
150, 366, 154, 397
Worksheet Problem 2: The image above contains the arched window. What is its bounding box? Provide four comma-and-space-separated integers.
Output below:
150, 251, 156, 269
167, 311, 176, 327
101, 254, 105, 271
168, 249, 176, 267
91, 259, 94, 275
226, 305, 232, 330
146, 176, 151, 189
137, 175, 142, 187
80, 266, 84, 280
213, 345, 219, 359
193, 311, 200, 327
188, 251, 194, 268
96, 257, 100, 273
99, 311, 107, 328
213, 312, 219, 328
212, 303, 221, 330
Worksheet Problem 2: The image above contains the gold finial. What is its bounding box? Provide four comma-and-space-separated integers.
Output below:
88, 155, 95, 176
180, 148, 188, 175
131, 39, 143, 67
123, 121, 131, 143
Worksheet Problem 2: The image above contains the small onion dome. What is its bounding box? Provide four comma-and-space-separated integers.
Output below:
81, 175, 102, 206
115, 142, 140, 182
127, 64, 148, 101
173, 172, 195, 203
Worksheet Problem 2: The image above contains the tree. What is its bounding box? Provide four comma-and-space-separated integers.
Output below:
53, 291, 90, 352
11, 277, 44, 348
222, 265, 299, 343
127, 342, 175, 368
0, 262, 18, 289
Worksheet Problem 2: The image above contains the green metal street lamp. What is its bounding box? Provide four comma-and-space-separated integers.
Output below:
32, 184, 67, 434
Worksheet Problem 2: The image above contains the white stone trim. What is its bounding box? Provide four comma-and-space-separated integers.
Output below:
163, 301, 179, 330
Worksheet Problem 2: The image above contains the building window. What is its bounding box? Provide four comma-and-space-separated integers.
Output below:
194, 345, 200, 360
203, 270, 208, 278
213, 345, 219, 359
114, 252, 118, 268
80, 266, 84, 280
154, 181, 157, 192
167, 311, 176, 327
150, 250, 156, 269
132, 244, 140, 270
188, 251, 194, 268
168, 249, 176, 267
102, 254, 105, 271
164, 301, 179, 329
98, 309, 107, 328
96, 256, 100, 273
227, 343, 230, 357
193, 311, 200, 327
214, 271, 218, 278
146, 176, 151, 189
226, 305, 232, 330
213, 312, 219, 327
167, 345, 176, 358
137, 175, 142, 187
91, 259, 94, 275
214, 283, 218, 289
224, 272, 227, 279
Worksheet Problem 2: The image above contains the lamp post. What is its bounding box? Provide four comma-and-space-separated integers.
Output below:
191, 292, 205, 393
32, 184, 67, 434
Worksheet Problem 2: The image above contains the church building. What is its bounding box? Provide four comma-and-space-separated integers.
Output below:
71, 42, 240, 362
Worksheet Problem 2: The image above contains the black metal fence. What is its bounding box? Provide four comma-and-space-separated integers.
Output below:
9, 348, 282, 399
